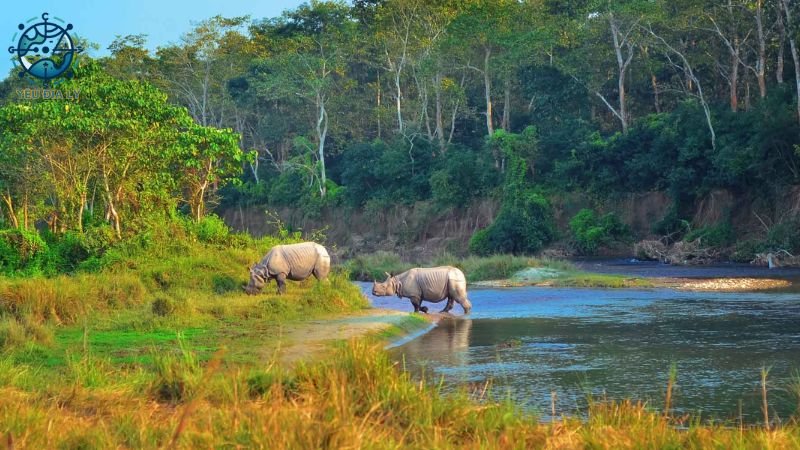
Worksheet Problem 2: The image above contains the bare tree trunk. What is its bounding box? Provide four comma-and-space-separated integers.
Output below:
610, 13, 634, 133
483, 46, 494, 137
778, 10, 786, 84
781, 0, 800, 124
102, 171, 121, 239
22, 193, 28, 230
316, 91, 328, 197
651, 73, 662, 113
708, 11, 746, 112
1, 191, 18, 229
394, 65, 403, 133
78, 191, 86, 232
755, 0, 767, 98
377, 72, 382, 140
731, 41, 740, 111
413, 68, 433, 140
433, 70, 445, 152
447, 71, 467, 147
745, 79, 751, 111
647, 27, 716, 149
502, 76, 511, 131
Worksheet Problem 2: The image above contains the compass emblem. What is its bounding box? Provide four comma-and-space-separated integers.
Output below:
8, 13, 83, 84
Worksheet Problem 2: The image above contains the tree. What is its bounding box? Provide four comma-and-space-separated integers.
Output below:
248, 1, 355, 198
447, 0, 522, 139
780, 0, 800, 124
0, 61, 244, 236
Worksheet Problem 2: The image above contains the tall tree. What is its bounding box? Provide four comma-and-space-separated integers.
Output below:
248, 1, 356, 198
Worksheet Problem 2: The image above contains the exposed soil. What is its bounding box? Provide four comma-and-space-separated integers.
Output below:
273, 308, 431, 365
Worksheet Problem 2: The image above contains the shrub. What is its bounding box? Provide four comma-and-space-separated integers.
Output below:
684, 222, 735, 248
469, 191, 555, 255
344, 251, 412, 281
732, 239, 766, 262
212, 274, 239, 294
0, 228, 49, 275
430, 147, 500, 208
765, 218, 800, 253
192, 214, 231, 245
569, 209, 630, 255
44, 231, 91, 274
152, 294, 177, 317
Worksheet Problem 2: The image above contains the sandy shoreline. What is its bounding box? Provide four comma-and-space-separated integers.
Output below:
472, 276, 792, 291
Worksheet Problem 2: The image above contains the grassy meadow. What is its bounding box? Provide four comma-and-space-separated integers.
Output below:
0, 227, 795, 448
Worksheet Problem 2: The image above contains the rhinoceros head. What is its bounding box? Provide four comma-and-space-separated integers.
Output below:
245, 265, 267, 295
372, 272, 396, 296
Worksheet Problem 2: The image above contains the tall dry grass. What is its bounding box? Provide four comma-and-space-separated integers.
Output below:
1, 341, 800, 449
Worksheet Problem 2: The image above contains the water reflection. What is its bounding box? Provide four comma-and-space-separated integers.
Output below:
394, 317, 473, 368
364, 282, 800, 422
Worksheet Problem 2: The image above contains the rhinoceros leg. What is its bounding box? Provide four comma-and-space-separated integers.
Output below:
458, 297, 472, 314
275, 273, 287, 294
409, 296, 424, 313
440, 298, 455, 313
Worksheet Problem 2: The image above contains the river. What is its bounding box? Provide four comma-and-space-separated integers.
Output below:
356, 262, 800, 422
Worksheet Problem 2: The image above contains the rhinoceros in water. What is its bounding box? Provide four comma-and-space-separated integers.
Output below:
372, 266, 472, 314
246, 242, 330, 295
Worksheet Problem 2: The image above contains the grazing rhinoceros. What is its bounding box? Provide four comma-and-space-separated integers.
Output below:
246, 242, 330, 295
372, 266, 472, 314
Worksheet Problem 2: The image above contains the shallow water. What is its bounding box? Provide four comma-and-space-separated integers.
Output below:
358, 280, 800, 422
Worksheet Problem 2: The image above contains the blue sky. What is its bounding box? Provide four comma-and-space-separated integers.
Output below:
2, 0, 307, 77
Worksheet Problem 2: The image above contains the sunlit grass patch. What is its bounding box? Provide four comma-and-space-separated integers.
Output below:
551, 273, 653, 288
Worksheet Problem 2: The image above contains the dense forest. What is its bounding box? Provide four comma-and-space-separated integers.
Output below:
3, 0, 800, 271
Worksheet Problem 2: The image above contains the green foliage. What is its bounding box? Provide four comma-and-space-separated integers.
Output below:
0, 228, 49, 275
431, 253, 540, 281
569, 209, 630, 255
470, 129, 554, 255
0, 61, 243, 239
344, 251, 413, 281
469, 190, 555, 255
732, 239, 767, 263
430, 146, 500, 207
212, 274, 240, 294
684, 222, 735, 248
765, 219, 800, 254
188, 214, 231, 245
652, 207, 691, 239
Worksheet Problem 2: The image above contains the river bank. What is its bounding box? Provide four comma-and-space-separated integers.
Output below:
346, 252, 796, 292
470, 259, 797, 291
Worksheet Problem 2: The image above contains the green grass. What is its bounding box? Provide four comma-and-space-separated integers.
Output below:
346, 251, 650, 287
344, 251, 414, 281
551, 272, 654, 288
